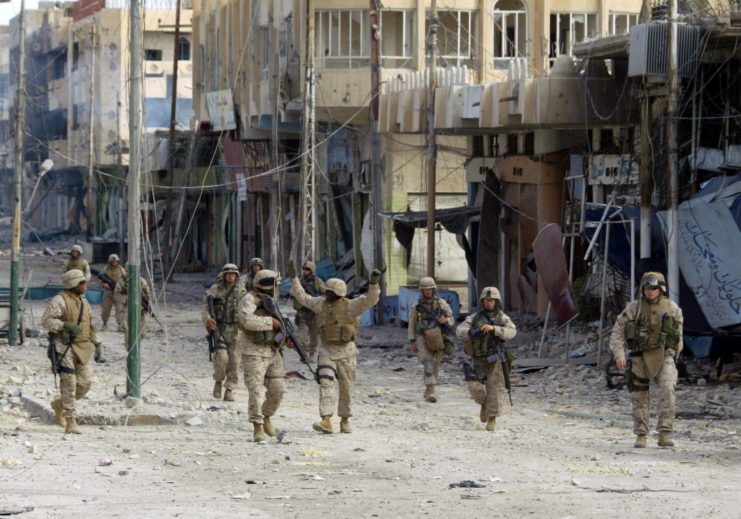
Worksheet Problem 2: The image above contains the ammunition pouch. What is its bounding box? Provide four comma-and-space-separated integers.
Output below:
662, 315, 680, 348
245, 329, 275, 345
423, 327, 445, 352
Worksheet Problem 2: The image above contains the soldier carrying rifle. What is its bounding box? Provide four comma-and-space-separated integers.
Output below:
97, 253, 127, 333
456, 286, 517, 431
408, 277, 455, 403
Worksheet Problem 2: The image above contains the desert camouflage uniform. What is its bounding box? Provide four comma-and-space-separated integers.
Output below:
609, 296, 684, 436
456, 309, 516, 419
41, 290, 97, 419
101, 263, 127, 331
238, 272, 256, 291
116, 277, 151, 343
202, 281, 246, 392
237, 291, 285, 424
408, 296, 453, 387
290, 279, 379, 419
64, 256, 91, 282
293, 273, 325, 361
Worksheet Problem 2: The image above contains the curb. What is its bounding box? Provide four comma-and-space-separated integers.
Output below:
22, 396, 178, 426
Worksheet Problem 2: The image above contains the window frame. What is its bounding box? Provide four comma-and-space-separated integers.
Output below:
315, 9, 371, 70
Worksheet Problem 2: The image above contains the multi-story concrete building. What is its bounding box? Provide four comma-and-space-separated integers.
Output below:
8, 0, 193, 244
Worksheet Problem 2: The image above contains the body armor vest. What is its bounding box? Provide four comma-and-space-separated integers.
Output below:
625, 296, 679, 353
104, 265, 126, 283
242, 292, 275, 345
320, 298, 358, 346
57, 290, 93, 363
212, 284, 239, 325
65, 257, 87, 273
415, 297, 442, 335
467, 310, 505, 358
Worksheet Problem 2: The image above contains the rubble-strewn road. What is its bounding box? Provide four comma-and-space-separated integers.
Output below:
1, 252, 740, 518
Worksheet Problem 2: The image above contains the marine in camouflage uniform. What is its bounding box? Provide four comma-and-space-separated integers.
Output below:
202, 263, 247, 401
115, 276, 152, 344
292, 260, 326, 362
64, 244, 91, 282
456, 287, 516, 431
41, 270, 102, 434
290, 260, 381, 434
238, 257, 264, 291
609, 271, 683, 448
100, 253, 127, 332
237, 269, 285, 442
408, 277, 454, 403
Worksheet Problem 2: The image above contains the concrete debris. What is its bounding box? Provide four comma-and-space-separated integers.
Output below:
450, 480, 485, 488
185, 416, 203, 426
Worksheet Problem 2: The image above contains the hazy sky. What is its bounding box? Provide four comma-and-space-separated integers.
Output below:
0, 0, 41, 26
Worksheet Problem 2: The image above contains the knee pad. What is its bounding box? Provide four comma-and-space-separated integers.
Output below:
423, 359, 435, 376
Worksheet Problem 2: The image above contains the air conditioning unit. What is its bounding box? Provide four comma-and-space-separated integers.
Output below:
628, 22, 700, 78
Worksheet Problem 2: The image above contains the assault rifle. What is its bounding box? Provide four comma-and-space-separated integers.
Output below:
91, 268, 119, 292
260, 295, 320, 384
415, 303, 455, 336
141, 298, 164, 328
206, 296, 218, 361
46, 332, 73, 389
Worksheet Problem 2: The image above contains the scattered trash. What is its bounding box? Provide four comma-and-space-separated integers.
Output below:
489, 476, 502, 482
164, 460, 181, 467
231, 493, 251, 500
392, 367, 405, 372
0, 506, 34, 515
206, 406, 221, 411
302, 447, 327, 457
1, 458, 23, 467
99, 459, 113, 466
568, 343, 596, 358
449, 480, 485, 488
185, 416, 203, 427
44, 247, 54, 256
311, 475, 325, 481
118, 470, 128, 476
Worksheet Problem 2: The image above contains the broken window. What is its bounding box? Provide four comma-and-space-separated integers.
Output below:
315, 9, 371, 69
72, 42, 79, 71
493, 0, 528, 68
427, 9, 478, 68
145, 49, 163, 61
178, 36, 190, 61
548, 12, 599, 67
51, 48, 67, 80
380, 10, 415, 68
608, 12, 638, 35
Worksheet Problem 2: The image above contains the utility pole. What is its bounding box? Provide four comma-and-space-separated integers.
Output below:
268, 6, 281, 271
117, 91, 126, 263
9, 0, 26, 346
369, 0, 385, 323
666, 0, 679, 303
86, 21, 96, 240
299, 0, 316, 263
164, 0, 182, 282
127, 0, 143, 398
425, 0, 438, 278
639, 91, 652, 261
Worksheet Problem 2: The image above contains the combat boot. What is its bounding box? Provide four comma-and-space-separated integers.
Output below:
101, 322, 108, 331
479, 404, 487, 423
340, 417, 352, 433
312, 416, 333, 434
65, 417, 82, 434
658, 432, 675, 447
634, 434, 647, 448
212, 381, 222, 399
485, 417, 496, 431
253, 423, 265, 442
263, 417, 276, 437
51, 399, 66, 428
223, 389, 235, 402
94, 343, 106, 363
423, 384, 437, 403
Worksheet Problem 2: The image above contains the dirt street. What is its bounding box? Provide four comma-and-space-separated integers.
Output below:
1, 249, 740, 518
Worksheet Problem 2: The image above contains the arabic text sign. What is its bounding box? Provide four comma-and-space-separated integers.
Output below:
674, 202, 741, 328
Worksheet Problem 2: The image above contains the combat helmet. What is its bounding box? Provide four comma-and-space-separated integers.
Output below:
302, 260, 317, 275
62, 270, 86, 289
70, 244, 83, 255
221, 263, 240, 275
325, 278, 347, 298
419, 277, 437, 290
253, 269, 278, 292
479, 286, 501, 302
250, 257, 264, 267
641, 271, 666, 294
108, 253, 120, 264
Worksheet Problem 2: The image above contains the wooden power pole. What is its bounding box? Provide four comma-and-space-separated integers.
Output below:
425, 0, 438, 278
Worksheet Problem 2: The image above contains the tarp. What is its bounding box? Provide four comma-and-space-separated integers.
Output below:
380, 206, 481, 274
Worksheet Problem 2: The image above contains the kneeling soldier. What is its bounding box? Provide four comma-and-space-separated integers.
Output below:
289, 260, 381, 434
42, 270, 102, 434
237, 269, 286, 442
202, 263, 247, 401
456, 287, 516, 431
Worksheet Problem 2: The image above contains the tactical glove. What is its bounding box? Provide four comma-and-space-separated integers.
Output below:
63, 321, 82, 339
370, 269, 382, 284
468, 327, 483, 338
287, 259, 297, 279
